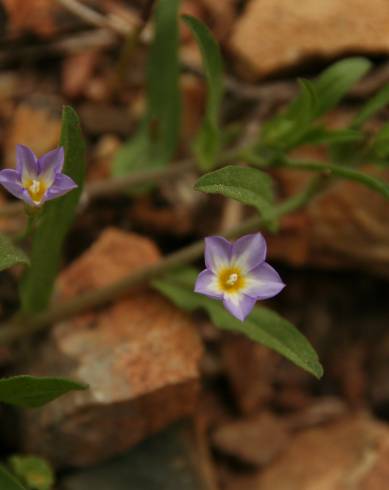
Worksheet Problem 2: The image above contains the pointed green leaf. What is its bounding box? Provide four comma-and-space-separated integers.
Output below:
0, 466, 26, 490
0, 234, 29, 272
312, 57, 371, 117
153, 269, 323, 379
262, 57, 371, 150
352, 84, 389, 128
182, 15, 223, 170
369, 123, 389, 161
20, 106, 86, 313
195, 165, 275, 218
113, 0, 181, 177
0, 375, 87, 408
287, 78, 317, 127
300, 127, 362, 145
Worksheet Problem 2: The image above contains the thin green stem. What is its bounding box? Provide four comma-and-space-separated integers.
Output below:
0, 176, 327, 345
283, 157, 389, 199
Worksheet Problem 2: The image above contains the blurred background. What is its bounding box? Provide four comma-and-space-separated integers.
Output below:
1, 1, 389, 489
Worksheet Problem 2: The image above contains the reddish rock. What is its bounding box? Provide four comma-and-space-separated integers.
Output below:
230, 0, 389, 79
212, 412, 289, 467
247, 414, 389, 489
22, 229, 203, 467
221, 334, 278, 415
4, 98, 62, 167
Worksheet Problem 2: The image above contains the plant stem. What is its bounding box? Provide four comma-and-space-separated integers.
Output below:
0, 148, 243, 218
0, 176, 326, 345
283, 158, 389, 199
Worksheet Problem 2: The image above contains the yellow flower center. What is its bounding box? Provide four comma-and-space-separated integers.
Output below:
24, 178, 47, 204
218, 266, 245, 293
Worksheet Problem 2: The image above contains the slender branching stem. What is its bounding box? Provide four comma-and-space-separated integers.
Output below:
0, 176, 327, 345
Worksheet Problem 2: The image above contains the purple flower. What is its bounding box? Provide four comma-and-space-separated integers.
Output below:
0, 145, 77, 207
194, 233, 285, 321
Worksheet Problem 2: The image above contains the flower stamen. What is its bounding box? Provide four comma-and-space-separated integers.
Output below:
25, 178, 47, 204
219, 267, 245, 293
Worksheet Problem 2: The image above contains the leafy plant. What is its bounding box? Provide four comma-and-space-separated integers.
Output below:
154, 268, 323, 378
20, 106, 86, 313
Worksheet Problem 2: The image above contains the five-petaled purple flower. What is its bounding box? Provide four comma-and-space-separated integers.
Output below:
195, 233, 285, 321
0, 145, 77, 207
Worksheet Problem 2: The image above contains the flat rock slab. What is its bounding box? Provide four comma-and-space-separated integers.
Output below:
60, 421, 213, 490
232, 414, 389, 490
212, 412, 289, 467
22, 229, 203, 467
230, 0, 389, 78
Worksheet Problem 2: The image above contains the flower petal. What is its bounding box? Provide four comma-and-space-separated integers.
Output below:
244, 262, 285, 300
0, 169, 25, 199
44, 173, 77, 203
39, 147, 65, 183
204, 236, 232, 273
231, 233, 267, 272
16, 144, 38, 180
194, 269, 223, 299
223, 293, 256, 321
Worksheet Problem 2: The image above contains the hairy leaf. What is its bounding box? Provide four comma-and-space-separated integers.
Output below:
153, 269, 323, 379
0, 466, 26, 490
0, 375, 87, 408
0, 234, 29, 272
195, 165, 275, 218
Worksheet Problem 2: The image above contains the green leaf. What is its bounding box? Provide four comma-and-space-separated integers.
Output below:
111, 124, 151, 183
194, 165, 275, 218
20, 106, 86, 313
261, 57, 371, 150
0, 466, 26, 490
312, 57, 371, 117
287, 78, 317, 128
369, 123, 389, 161
0, 234, 29, 272
9, 456, 54, 490
153, 269, 323, 379
352, 84, 389, 128
300, 127, 362, 145
113, 0, 181, 177
0, 375, 87, 408
182, 15, 223, 170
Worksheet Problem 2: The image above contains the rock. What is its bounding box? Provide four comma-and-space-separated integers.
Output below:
4, 97, 62, 167
78, 103, 136, 136
62, 51, 100, 99
22, 229, 203, 467
87, 135, 121, 182
230, 0, 389, 79
285, 397, 348, 431
61, 421, 215, 490
3, 0, 59, 38
245, 414, 389, 489
221, 334, 278, 415
212, 412, 289, 467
